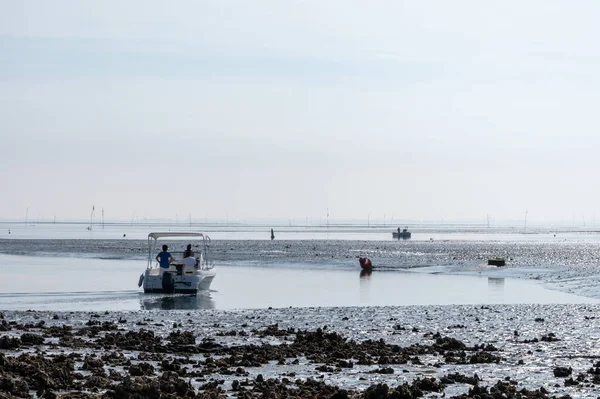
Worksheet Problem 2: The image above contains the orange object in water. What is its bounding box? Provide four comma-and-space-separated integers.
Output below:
359, 257, 372, 269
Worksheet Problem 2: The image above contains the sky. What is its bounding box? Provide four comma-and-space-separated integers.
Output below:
1, 1, 600, 225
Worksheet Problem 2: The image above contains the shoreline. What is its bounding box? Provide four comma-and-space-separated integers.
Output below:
2, 304, 600, 397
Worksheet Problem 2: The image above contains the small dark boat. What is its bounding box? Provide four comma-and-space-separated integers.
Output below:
393, 227, 411, 239
488, 258, 506, 267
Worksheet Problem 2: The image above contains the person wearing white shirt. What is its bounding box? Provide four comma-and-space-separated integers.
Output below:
183, 254, 197, 268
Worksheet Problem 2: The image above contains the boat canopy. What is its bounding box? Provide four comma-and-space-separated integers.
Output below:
148, 232, 205, 240
147, 232, 211, 267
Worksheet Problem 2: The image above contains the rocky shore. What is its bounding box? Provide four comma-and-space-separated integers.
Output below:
2, 304, 600, 398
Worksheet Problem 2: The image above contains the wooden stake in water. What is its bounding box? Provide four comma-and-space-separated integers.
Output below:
90, 205, 95, 231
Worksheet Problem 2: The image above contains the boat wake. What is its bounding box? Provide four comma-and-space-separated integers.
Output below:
0, 290, 140, 298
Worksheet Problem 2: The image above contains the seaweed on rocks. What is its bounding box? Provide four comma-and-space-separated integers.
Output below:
232, 376, 347, 399
101, 352, 130, 367
81, 355, 104, 371
1, 307, 600, 398
0, 375, 30, 398
128, 362, 155, 377
451, 380, 557, 398
363, 378, 444, 399
1, 353, 76, 391
468, 351, 502, 364
440, 372, 480, 385
95, 329, 167, 352
253, 324, 295, 338
0, 336, 20, 350
101, 373, 196, 399
167, 330, 196, 346
45, 324, 73, 338
0, 320, 11, 332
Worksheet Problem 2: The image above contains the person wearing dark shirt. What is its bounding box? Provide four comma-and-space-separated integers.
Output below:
155, 245, 173, 275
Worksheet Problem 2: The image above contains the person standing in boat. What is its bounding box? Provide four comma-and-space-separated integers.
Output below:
183, 244, 194, 258
155, 244, 173, 275
183, 244, 198, 267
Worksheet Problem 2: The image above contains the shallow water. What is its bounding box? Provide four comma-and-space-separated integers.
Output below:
3, 223, 600, 311
0, 254, 595, 311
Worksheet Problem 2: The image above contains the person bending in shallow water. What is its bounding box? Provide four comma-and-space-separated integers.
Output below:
156, 244, 173, 275
359, 257, 372, 269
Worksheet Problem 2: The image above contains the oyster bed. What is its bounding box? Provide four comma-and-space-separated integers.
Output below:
2, 304, 600, 398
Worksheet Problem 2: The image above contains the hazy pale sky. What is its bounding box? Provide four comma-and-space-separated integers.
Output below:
2, 1, 600, 224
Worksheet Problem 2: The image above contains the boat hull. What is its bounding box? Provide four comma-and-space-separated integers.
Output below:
141, 268, 216, 294
198, 272, 215, 291
143, 287, 200, 294
488, 258, 506, 267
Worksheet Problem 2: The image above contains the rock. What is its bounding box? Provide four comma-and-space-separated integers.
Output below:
82, 355, 104, 371
0, 336, 20, 349
554, 366, 572, 377
21, 333, 45, 345
128, 362, 155, 377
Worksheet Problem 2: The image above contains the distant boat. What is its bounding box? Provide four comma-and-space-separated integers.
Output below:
488, 258, 506, 267
393, 227, 411, 239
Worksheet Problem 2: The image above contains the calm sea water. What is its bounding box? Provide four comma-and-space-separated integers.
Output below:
0, 253, 595, 311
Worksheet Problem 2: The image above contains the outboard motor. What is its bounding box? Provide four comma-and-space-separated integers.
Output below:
162, 272, 175, 293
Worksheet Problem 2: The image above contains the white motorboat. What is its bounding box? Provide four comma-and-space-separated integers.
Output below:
138, 232, 216, 294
